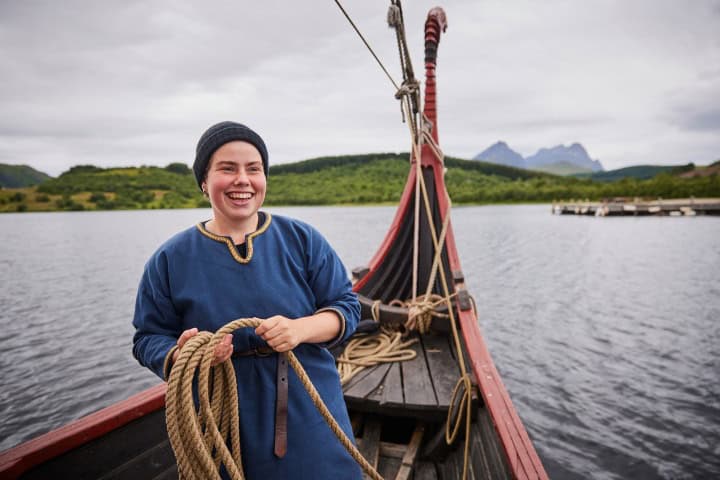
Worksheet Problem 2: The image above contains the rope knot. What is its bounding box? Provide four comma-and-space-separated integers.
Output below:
405, 298, 436, 334
394, 79, 420, 100
387, 5, 402, 28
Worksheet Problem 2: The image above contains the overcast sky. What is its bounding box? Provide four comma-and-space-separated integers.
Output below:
1, 0, 719, 176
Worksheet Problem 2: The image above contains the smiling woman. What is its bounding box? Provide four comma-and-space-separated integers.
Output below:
131, 121, 363, 479
202, 140, 267, 244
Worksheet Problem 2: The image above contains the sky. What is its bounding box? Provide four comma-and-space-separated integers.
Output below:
1, 0, 719, 177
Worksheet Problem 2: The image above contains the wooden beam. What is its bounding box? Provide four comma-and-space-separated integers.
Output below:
379, 441, 406, 459
359, 416, 382, 479
394, 423, 425, 480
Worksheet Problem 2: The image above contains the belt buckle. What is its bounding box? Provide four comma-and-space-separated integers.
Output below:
256, 348, 272, 357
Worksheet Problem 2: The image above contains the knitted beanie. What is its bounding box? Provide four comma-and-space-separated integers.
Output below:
193, 121, 268, 189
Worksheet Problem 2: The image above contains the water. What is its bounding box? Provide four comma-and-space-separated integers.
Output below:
1, 205, 718, 479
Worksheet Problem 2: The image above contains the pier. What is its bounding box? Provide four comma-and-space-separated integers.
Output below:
552, 198, 720, 216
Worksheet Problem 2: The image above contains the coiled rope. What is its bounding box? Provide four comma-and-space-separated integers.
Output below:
165, 318, 383, 480
336, 326, 418, 385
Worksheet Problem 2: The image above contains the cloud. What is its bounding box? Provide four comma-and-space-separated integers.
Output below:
1, 0, 719, 176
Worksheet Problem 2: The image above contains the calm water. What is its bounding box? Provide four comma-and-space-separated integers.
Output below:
1, 205, 718, 479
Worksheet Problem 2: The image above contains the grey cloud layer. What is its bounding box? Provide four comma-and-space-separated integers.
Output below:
1, 0, 718, 175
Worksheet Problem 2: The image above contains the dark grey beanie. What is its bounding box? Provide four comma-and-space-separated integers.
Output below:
193, 121, 269, 189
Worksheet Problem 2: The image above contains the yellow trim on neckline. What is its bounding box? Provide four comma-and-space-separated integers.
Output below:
195, 213, 272, 264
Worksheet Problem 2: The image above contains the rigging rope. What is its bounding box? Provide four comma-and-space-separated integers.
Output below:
165, 318, 383, 480
411, 148, 474, 480
332, 0, 400, 91
332, 2, 474, 478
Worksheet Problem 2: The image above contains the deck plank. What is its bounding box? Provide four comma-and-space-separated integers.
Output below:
470, 419, 493, 480
477, 408, 510, 478
97, 439, 175, 480
394, 423, 424, 480
400, 335, 437, 410
359, 417, 382, 479
414, 461, 438, 480
345, 363, 393, 401
343, 363, 383, 393
382, 362, 404, 407
421, 334, 460, 408
378, 456, 402, 479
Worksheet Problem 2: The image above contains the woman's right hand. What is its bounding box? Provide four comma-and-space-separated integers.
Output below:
172, 328, 234, 366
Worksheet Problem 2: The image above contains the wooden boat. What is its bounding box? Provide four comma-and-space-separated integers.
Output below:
0, 6, 548, 480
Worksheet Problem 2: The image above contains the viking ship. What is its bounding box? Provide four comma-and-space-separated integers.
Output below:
0, 5, 548, 479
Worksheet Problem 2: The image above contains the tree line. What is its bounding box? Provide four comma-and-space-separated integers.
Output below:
1, 155, 718, 213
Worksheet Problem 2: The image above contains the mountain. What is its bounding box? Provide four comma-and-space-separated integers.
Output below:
0, 164, 52, 188
473, 141, 525, 169
525, 143, 604, 172
472, 142, 605, 175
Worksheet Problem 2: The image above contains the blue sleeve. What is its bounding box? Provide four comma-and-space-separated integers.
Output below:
307, 230, 360, 348
132, 250, 182, 380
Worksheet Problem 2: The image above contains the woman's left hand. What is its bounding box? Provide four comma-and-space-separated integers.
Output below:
255, 315, 305, 352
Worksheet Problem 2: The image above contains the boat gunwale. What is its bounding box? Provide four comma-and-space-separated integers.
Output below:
0, 383, 166, 479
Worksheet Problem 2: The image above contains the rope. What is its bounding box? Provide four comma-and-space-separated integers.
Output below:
333, 0, 400, 91
333, 3, 472, 477
165, 318, 383, 480
405, 293, 455, 334
411, 144, 474, 480
336, 327, 418, 385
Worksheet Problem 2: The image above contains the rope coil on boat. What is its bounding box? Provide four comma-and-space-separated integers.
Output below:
165, 318, 383, 480
336, 326, 418, 385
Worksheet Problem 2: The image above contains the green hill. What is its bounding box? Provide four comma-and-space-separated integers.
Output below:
530, 161, 593, 176
1, 154, 718, 213
0, 164, 51, 188
574, 164, 695, 182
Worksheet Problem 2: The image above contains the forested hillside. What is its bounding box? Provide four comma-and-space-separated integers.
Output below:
1, 154, 718, 213
0, 164, 51, 188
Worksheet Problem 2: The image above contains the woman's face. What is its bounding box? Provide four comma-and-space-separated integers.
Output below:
203, 140, 267, 230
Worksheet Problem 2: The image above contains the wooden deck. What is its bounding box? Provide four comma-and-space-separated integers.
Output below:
552, 198, 720, 216
339, 332, 478, 422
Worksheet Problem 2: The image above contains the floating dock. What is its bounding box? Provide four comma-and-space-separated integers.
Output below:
552, 198, 720, 216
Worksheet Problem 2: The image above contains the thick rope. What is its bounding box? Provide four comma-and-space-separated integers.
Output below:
336, 327, 418, 385
405, 293, 455, 334
165, 318, 383, 480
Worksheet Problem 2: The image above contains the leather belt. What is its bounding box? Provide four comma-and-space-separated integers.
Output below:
232, 346, 274, 357
231, 347, 288, 458
274, 352, 288, 458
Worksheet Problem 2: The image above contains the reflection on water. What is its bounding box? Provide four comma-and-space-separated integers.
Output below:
1, 205, 718, 479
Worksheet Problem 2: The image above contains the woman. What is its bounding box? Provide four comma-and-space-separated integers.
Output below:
132, 121, 362, 479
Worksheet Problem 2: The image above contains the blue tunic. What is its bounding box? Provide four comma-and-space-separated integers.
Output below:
132, 213, 362, 479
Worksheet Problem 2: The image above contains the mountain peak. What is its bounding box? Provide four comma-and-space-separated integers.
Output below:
473, 142, 525, 169
472, 141, 604, 173
526, 143, 603, 172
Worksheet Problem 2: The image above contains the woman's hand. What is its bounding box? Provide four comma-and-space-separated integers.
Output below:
172, 328, 234, 366
255, 311, 342, 352
255, 316, 305, 352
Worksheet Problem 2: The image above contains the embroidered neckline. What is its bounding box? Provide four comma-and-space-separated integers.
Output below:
196, 212, 272, 264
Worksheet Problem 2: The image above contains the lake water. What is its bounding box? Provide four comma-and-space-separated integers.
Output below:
1, 205, 718, 479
